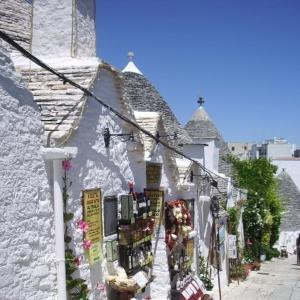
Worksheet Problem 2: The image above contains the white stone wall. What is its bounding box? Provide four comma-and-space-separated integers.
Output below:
61, 67, 145, 299
0, 41, 56, 300
76, 0, 96, 57
31, 0, 96, 58
32, 0, 73, 57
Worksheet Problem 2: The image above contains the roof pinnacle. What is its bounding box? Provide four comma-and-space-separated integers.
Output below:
128, 51, 135, 62
197, 97, 205, 106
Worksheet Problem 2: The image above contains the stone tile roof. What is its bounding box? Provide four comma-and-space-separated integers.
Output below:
212, 175, 229, 202
0, 0, 32, 54
122, 71, 193, 150
185, 106, 232, 176
277, 170, 300, 231
19, 64, 99, 146
133, 111, 160, 158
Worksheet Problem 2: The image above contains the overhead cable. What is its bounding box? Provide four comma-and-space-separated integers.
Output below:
0, 30, 225, 185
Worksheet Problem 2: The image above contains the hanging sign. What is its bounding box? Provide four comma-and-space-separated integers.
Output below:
146, 163, 162, 188
228, 234, 237, 259
83, 188, 102, 265
218, 224, 225, 245
144, 189, 164, 225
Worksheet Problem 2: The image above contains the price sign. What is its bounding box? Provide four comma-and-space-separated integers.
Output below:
144, 189, 164, 226
83, 188, 102, 265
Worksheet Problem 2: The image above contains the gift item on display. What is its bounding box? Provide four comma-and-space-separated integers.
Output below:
107, 191, 157, 300
106, 240, 118, 262
165, 199, 198, 299
119, 239, 153, 274
121, 195, 134, 224
172, 275, 208, 300
135, 193, 149, 218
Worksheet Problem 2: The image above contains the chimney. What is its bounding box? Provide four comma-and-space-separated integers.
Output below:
31, 0, 96, 58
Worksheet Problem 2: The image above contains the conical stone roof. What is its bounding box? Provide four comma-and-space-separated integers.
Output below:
122, 62, 192, 149
277, 170, 300, 231
185, 104, 232, 176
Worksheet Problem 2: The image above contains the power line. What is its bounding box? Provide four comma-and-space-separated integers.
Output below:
0, 30, 225, 185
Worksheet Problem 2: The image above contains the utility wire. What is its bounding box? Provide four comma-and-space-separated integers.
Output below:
0, 30, 225, 185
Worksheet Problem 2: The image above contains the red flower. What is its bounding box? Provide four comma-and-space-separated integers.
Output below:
62, 160, 72, 171
73, 256, 81, 266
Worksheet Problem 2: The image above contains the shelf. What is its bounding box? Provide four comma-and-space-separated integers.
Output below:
119, 234, 152, 248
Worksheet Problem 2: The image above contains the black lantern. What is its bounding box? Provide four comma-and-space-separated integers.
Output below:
210, 196, 220, 218
103, 127, 135, 148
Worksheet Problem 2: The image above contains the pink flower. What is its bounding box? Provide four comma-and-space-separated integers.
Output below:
78, 220, 89, 233
83, 239, 92, 250
62, 160, 72, 171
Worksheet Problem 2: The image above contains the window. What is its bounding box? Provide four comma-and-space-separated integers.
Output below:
104, 196, 118, 236
231, 146, 235, 151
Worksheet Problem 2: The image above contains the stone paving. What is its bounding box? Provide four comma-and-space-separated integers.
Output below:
213, 255, 300, 300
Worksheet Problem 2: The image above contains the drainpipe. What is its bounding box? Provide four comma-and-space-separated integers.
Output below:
42, 147, 78, 300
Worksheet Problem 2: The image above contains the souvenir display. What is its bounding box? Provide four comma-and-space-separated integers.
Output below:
165, 199, 206, 300
118, 217, 154, 274
106, 188, 156, 300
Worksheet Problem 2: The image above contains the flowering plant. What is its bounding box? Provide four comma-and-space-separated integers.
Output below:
83, 239, 92, 250
62, 159, 89, 299
62, 159, 72, 171
77, 219, 89, 233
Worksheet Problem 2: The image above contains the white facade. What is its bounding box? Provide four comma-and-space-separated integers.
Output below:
0, 41, 56, 299
32, 0, 96, 58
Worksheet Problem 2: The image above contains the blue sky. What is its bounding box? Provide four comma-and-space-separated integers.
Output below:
96, 0, 300, 146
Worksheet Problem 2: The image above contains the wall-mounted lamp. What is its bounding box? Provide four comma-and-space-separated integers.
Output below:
155, 131, 178, 144
210, 195, 220, 218
103, 128, 135, 148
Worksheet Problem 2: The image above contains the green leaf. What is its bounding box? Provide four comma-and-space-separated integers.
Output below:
64, 212, 74, 222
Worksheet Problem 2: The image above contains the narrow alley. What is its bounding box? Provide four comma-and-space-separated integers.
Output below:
219, 255, 300, 300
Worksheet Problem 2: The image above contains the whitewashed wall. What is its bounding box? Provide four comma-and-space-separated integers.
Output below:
32, 0, 96, 58
0, 41, 56, 300
59, 67, 145, 299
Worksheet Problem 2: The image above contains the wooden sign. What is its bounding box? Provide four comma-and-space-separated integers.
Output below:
146, 163, 162, 188
83, 188, 102, 265
144, 189, 164, 225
